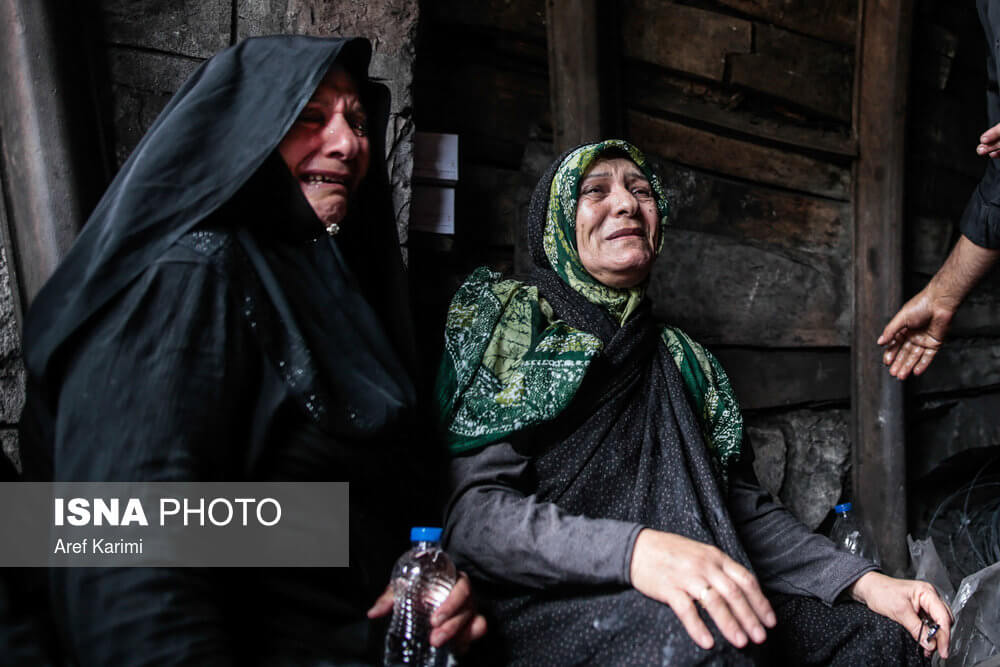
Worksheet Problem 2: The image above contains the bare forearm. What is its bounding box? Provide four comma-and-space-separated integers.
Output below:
928, 234, 1000, 308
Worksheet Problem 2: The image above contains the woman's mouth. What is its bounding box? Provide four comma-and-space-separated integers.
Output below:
606, 228, 645, 240
301, 172, 350, 189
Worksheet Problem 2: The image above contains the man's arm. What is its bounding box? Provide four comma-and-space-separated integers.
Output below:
878, 234, 1000, 379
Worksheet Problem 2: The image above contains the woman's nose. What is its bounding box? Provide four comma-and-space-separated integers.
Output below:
321, 114, 360, 161
612, 185, 639, 217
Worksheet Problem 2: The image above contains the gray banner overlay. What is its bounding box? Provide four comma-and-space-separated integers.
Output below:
0, 483, 348, 567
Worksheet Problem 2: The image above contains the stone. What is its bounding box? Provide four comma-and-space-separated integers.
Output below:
99, 0, 231, 59
1, 429, 19, 474
0, 242, 24, 427
745, 424, 786, 498
107, 49, 202, 167
745, 409, 851, 529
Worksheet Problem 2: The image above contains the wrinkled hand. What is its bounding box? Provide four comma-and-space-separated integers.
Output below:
629, 528, 776, 650
977, 122, 1000, 158
367, 571, 487, 654
877, 286, 955, 379
850, 572, 952, 659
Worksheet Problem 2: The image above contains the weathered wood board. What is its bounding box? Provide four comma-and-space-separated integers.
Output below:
417, 64, 549, 168
621, 0, 752, 82
649, 159, 849, 257
910, 338, 1000, 396
629, 110, 851, 200
728, 24, 853, 121
647, 229, 849, 346
424, 0, 546, 39
715, 0, 857, 46
460, 164, 525, 246
624, 66, 856, 157
908, 216, 956, 276
909, 164, 978, 221
714, 347, 849, 410
911, 392, 1000, 479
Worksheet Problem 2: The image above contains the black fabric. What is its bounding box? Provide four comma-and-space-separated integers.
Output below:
765, 594, 929, 667
17, 36, 434, 666
961, 0, 1000, 248
479, 299, 758, 664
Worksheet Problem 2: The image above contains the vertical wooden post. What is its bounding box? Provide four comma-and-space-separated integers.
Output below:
0, 0, 105, 311
852, 0, 914, 573
545, 0, 619, 153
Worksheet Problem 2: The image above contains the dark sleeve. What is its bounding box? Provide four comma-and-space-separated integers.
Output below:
727, 451, 876, 606
960, 5, 1000, 249
442, 441, 643, 588
49, 250, 254, 666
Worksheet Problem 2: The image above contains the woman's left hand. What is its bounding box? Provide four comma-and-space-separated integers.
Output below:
849, 571, 952, 659
367, 571, 488, 654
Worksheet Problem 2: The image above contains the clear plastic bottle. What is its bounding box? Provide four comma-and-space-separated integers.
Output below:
383, 527, 457, 667
829, 502, 882, 566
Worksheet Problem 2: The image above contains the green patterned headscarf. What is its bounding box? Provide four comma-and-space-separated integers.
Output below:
436, 141, 742, 477
542, 140, 669, 324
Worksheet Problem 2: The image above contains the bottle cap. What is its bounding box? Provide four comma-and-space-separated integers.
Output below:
411, 526, 443, 542
834, 502, 852, 514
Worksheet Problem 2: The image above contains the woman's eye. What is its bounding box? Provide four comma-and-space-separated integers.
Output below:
350, 117, 369, 137
632, 187, 652, 197
296, 110, 324, 125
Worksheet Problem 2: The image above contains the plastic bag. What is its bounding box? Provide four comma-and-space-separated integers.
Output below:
942, 560, 1000, 666
909, 535, 956, 605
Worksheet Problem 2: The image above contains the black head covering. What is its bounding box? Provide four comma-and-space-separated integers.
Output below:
24, 35, 416, 436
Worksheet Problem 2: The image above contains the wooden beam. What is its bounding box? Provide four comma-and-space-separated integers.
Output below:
852, 0, 914, 573
545, 0, 618, 152
0, 0, 107, 308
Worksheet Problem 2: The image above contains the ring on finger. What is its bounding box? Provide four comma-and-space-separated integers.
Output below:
695, 585, 712, 604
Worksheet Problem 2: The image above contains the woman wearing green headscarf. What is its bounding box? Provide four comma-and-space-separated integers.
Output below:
436, 141, 950, 665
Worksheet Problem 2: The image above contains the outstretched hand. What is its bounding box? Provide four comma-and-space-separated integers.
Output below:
367, 571, 487, 654
877, 286, 953, 379
629, 528, 776, 650
850, 572, 952, 659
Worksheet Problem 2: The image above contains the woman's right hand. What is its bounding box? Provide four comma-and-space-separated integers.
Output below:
629, 528, 776, 650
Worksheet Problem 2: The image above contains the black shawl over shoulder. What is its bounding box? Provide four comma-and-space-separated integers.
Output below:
17, 36, 427, 666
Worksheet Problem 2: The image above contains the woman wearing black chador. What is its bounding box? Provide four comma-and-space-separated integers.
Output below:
18, 35, 483, 666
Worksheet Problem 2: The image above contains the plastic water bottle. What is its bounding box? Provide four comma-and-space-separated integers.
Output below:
830, 502, 881, 566
383, 527, 457, 667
